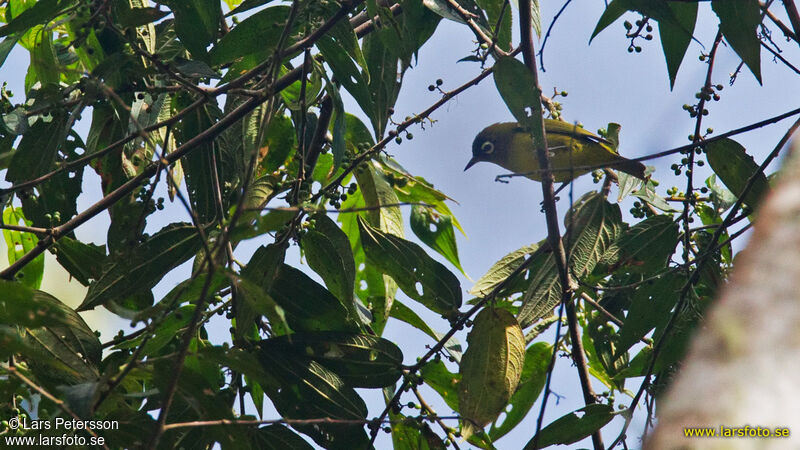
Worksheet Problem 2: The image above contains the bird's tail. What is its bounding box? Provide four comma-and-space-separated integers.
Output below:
611, 157, 648, 180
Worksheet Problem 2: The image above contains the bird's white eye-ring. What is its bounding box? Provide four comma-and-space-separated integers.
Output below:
481, 141, 494, 154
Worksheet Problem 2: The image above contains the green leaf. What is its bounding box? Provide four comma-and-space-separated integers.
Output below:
117, 304, 193, 354
518, 193, 623, 327
0, 279, 68, 329
0, 281, 101, 387
0, 36, 20, 71
705, 174, 737, 215
512, 0, 540, 37
423, 0, 489, 29
659, 1, 697, 89
615, 272, 683, 358
78, 223, 203, 311
261, 113, 297, 173
115, 6, 170, 29
583, 319, 625, 390
705, 138, 769, 212
228, 0, 276, 16
176, 97, 224, 224
633, 181, 678, 212
459, 307, 526, 438
317, 35, 375, 122
489, 342, 551, 440
303, 213, 356, 308
390, 300, 463, 362
234, 274, 289, 338
524, 404, 615, 449
328, 84, 347, 169
410, 205, 463, 273
358, 216, 462, 318
168, 0, 220, 59
590, 1, 628, 41
469, 243, 539, 297
263, 332, 403, 388
172, 57, 221, 79
256, 345, 371, 448
420, 359, 461, 411
362, 30, 403, 137
493, 56, 541, 132
53, 237, 107, 286
475, 0, 512, 51
252, 424, 315, 450
209, 6, 290, 66
268, 263, 358, 332
5, 114, 68, 184
0, 0, 72, 38
612, 214, 678, 274
19, 131, 85, 228
232, 208, 296, 243
390, 411, 447, 450
353, 158, 404, 238
2, 207, 44, 289
712, 0, 762, 83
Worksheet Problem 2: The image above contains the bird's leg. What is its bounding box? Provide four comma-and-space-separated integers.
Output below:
539, 182, 569, 210
554, 182, 569, 197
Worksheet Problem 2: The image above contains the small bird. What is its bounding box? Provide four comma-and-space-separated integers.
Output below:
465, 120, 647, 182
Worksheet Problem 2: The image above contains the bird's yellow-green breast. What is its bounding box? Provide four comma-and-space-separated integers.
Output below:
465, 120, 646, 182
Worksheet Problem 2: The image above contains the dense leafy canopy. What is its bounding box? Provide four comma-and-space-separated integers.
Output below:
0, 0, 793, 448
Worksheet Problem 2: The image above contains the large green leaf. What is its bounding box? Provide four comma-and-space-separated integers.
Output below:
362, 30, 402, 138
262, 332, 403, 388
459, 307, 525, 438
469, 242, 540, 297
0, 0, 73, 38
609, 214, 678, 274
476, 0, 512, 51
0, 281, 101, 387
2, 207, 44, 288
493, 56, 542, 132
420, 359, 461, 411
175, 97, 224, 224
615, 272, 684, 358
268, 263, 359, 332
5, 114, 68, 184
209, 6, 290, 66
659, 1, 697, 89
354, 159, 404, 237
358, 216, 462, 318
712, 0, 762, 83
233, 274, 289, 338
317, 34, 375, 122
20, 131, 85, 228
518, 193, 623, 327
167, 0, 220, 60
344, 157, 403, 331
389, 299, 463, 360
251, 424, 315, 450
78, 223, 203, 311
489, 342, 551, 440
390, 411, 447, 450
410, 205, 464, 273
705, 138, 769, 212
53, 237, 107, 286
256, 345, 371, 449
303, 213, 356, 308
590, 1, 628, 41
254, 115, 294, 175
524, 404, 614, 449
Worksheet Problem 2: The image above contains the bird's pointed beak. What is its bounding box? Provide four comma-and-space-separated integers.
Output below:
464, 156, 479, 171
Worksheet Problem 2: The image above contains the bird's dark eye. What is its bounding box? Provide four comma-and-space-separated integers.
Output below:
481, 141, 494, 154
